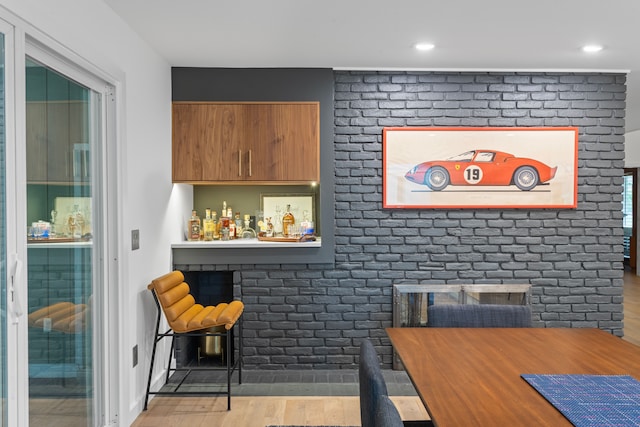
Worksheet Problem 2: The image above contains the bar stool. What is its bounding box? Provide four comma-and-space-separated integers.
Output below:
144, 270, 244, 410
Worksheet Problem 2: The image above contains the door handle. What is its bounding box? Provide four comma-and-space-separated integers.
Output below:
249, 150, 252, 177
9, 254, 24, 324
238, 149, 242, 177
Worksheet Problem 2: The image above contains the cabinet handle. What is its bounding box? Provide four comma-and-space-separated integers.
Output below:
249, 149, 252, 177
238, 149, 241, 177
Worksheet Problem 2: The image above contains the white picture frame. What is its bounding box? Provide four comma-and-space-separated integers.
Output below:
260, 193, 315, 232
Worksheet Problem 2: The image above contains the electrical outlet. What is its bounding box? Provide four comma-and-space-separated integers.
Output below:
133, 344, 138, 367
131, 229, 140, 251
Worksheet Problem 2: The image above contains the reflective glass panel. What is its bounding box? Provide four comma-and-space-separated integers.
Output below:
26, 57, 94, 427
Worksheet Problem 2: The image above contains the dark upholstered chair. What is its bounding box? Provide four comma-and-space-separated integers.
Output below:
359, 339, 389, 427
427, 304, 532, 328
360, 339, 434, 427
375, 395, 405, 427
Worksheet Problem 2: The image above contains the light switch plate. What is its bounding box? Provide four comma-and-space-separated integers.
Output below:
133, 344, 138, 367
131, 229, 140, 250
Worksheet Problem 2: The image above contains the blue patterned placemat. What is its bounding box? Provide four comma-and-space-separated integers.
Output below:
521, 374, 640, 427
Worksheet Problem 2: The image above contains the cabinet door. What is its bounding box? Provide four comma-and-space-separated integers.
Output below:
245, 103, 319, 182
173, 103, 245, 182
172, 102, 319, 183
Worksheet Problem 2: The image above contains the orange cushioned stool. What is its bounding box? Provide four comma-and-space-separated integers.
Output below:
144, 270, 244, 410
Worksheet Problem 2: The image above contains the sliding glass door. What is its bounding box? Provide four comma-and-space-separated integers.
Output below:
25, 57, 97, 426
0, 14, 116, 426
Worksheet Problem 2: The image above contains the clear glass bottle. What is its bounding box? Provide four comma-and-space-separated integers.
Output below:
282, 204, 295, 237
203, 208, 214, 241
187, 209, 201, 241
300, 211, 314, 236
211, 210, 220, 240
266, 217, 274, 237
215, 210, 223, 239
241, 214, 257, 239
228, 208, 236, 239
234, 212, 242, 237
220, 216, 230, 241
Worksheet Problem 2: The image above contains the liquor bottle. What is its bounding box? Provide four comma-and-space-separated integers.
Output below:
215, 210, 223, 239
218, 200, 227, 238
229, 220, 236, 239
220, 215, 230, 241
282, 204, 295, 237
241, 214, 257, 239
187, 210, 201, 241
300, 211, 314, 236
266, 217, 274, 237
235, 212, 242, 236
211, 210, 220, 240
203, 208, 215, 241
227, 208, 235, 239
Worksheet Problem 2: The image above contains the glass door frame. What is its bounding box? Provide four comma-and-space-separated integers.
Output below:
3, 16, 26, 427
2, 11, 120, 427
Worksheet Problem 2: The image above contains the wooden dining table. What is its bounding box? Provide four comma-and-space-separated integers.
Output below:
386, 327, 640, 427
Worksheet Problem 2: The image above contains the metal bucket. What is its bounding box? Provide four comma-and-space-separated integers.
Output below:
200, 325, 225, 361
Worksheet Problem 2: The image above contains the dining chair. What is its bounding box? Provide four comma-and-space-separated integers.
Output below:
360, 339, 434, 427
144, 270, 244, 410
375, 394, 405, 427
427, 303, 532, 327
359, 339, 389, 427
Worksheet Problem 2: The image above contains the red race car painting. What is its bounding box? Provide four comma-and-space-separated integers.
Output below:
405, 149, 557, 191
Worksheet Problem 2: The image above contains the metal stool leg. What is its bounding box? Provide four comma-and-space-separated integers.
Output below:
226, 327, 231, 410
238, 316, 243, 384
166, 334, 175, 384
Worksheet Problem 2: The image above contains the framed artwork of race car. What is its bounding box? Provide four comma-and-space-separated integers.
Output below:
383, 127, 578, 209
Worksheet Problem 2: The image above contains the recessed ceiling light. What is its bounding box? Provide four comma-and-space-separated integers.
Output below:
415, 43, 435, 51
582, 44, 603, 53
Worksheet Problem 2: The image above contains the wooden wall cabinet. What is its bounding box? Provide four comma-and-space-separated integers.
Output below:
172, 102, 320, 184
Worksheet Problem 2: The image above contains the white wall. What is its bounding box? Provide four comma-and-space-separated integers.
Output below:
626, 130, 640, 167
0, 0, 177, 425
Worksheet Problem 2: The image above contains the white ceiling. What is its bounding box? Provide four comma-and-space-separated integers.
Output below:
104, 0, 640, 132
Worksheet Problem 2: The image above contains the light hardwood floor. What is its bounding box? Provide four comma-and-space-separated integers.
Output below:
130, 395, 427, 427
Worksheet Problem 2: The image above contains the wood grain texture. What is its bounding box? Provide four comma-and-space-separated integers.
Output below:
131, 395, 426, 427
388, 327, 640, 427
172, 102, 319, 183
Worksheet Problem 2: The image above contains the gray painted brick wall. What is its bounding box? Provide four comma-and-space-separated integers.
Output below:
178, 71, 626, 369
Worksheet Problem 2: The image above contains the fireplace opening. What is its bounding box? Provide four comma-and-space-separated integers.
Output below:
174, 271, 235, 368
